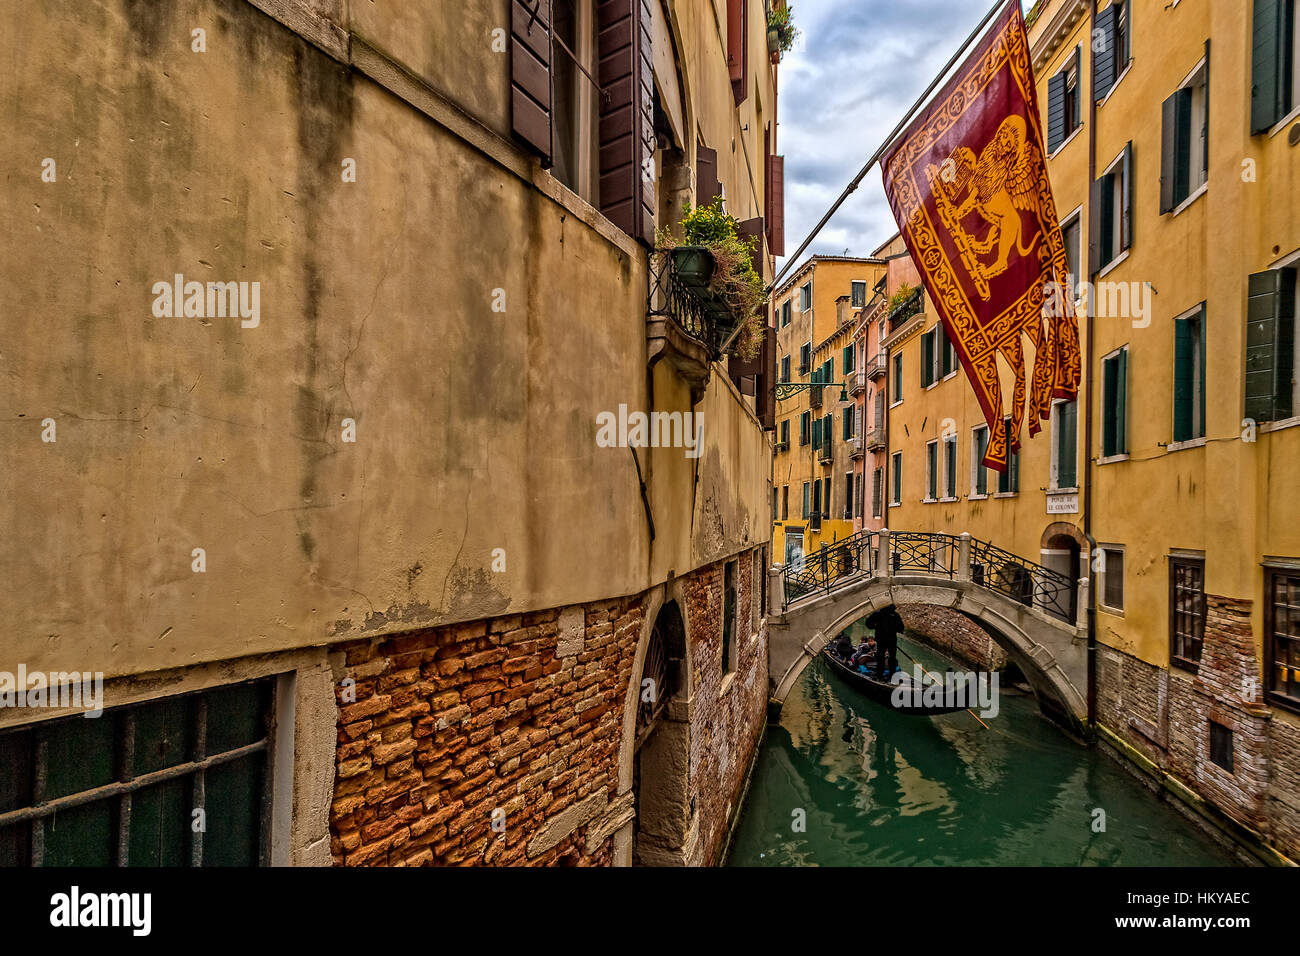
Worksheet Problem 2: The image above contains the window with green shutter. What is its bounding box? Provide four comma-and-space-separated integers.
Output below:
1251, 0, 1298, 134
802, 481, 810, 518
921, 329, 936, 387
1160, 58, 1208, 214
1102, 349, 1128, 457
843, 344, 855, 374
1245, 268, 1297, 423
926, 441, 938, 500
892, 352, 904, 402
843, 407, 853, 440
0, 679, 276, 866
1055, 400, 1078, 488
1048, 45, 1083, 153
997, 419, 1019, 494
891, 452, 902, 505
823, 476, 832, 518
1173, 306, 1207, 443
973, 426, 989, 495
800, 411, 810, 445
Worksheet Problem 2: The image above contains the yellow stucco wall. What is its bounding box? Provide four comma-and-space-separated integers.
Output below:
1, 0, 775, 679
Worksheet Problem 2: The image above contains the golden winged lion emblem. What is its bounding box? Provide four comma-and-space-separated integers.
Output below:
925, 115, 1045, 301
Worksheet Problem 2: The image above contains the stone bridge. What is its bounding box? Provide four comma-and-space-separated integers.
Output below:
766, 530, 1090, 728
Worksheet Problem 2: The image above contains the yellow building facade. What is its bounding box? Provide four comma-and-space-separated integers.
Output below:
884, 0, 1300, 858
771, 257, 887, 568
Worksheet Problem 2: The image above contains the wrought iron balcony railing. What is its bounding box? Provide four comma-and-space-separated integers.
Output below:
866, 426, 885, 452
849, 436, 865, 459
849, 367, 868, 396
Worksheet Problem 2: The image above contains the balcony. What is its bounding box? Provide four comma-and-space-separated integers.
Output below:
849, 436, 865, 460
887, 287, 924, 332
849, 367, 867, 396
866, 352, 887, 381
818, 439, 833, 464
866, 426, 886, 452
646, 249, 749, 404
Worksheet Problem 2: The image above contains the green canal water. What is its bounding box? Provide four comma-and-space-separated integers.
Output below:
727, 634, 1239, 866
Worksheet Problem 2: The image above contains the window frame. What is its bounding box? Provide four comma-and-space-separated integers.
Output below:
1265, 564, 1300, 713
1098, 544, 1126, 614
942, 433, 958, 500
1169, 554, 1206, 672
971, 425, 990, 497
1172, 303, 1207, 445
1100, 346, 1130, 460
890, 452, 902, 506
924, 439, 939, 502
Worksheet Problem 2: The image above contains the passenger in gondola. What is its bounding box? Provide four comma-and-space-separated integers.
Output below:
850, 638, 877, 673
831, 633, 853, 661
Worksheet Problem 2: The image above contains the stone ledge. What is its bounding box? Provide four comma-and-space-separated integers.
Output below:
525, 790, 609, 860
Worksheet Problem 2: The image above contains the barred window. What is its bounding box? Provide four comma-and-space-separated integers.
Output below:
1170, 556, 1205, 670
0, 678, 276, 866
1266, 567, 1300, 712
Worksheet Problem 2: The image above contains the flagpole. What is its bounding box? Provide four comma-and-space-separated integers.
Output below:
766, 0, 1015, 293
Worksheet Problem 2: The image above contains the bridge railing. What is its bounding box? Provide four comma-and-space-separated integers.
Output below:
779, 529, 1080, 620
969, 538, 1074, 621
782, 529, 876, 606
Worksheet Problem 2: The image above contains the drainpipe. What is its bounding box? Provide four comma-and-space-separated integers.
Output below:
1083, 0, 1100, 739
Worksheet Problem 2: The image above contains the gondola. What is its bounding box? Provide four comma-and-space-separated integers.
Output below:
823, 643, 969, 716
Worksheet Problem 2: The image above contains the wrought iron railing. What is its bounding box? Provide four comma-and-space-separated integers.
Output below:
890, 531, 959, 576
779, 530, 1080, 618
969, 538, 1074, 620
782, 530, 877, 605
647, 251, 739, 358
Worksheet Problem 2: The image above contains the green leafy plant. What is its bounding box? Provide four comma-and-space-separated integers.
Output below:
660, 198, 768, 359
888, 282, 921, 320
767, 5, 799, 54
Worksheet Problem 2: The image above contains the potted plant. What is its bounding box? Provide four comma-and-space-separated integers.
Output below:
767, 5, 798, 59
657, 198, 768, 359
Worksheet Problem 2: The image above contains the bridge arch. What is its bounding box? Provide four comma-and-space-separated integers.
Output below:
769, 576, 1087, 730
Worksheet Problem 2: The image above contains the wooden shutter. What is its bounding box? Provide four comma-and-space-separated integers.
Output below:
1047, 68, 1068, 153
1246, 269, 1297, 422
1251, 0, 1287, 134
738, 216, 765, 261
1160, 91, 1182, 214
767, 155, 785, 256
598, 0, 655, 245
1174, 315, 1194, 442
872, 468, 882, 516
726, 0, 748, 105
1122, 142, 1134, 251
1102, 356, 1118, 457
696, 143, 722, 206
1059, 401, 1077, 487
1073, 45, 1083, 130
1116, 348, 1127, 454
1092, 2, 1118, 101
511, 0, 553, 163
921, 330, 935, 387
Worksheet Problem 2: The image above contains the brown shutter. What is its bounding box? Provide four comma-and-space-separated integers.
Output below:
597, 0, 655, 245
696, 143, 722, 206
511, 0, 553, 163
767, 154, 785, 256
738, 216, 765, 261
726, 0, 747, 102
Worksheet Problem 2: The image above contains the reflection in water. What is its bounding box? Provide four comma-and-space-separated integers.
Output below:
727, 636, 1238, 867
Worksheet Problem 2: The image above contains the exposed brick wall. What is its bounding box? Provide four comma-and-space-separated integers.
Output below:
328, 546, 769, 866
681, 554, 769, 865
330, 600, 641, 865
1096, 594, 1300, 861
897, 603, 1007, 671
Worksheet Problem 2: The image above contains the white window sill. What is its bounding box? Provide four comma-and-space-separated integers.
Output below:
993, 492, 1018, 499
1097, 249, 1130, 280
890, 400, 904, 409
1099, 603, 1126, 619
924, 381, 939, 391
1170, 182, 1208, 219
939, 496, 959, 503
1166, 436, 1207, 453
1096, 62, 1132, 109
922, 497, 938, 504
1260, 415, 1300, 433
1097, 453, 1130, 465
1049, 124, 1084, 158
942, 370, 959, 383
1270, 104, 1300, 138
1047, 486, 1080, 495
968, 493, 989, 501
889, 501, 901, 508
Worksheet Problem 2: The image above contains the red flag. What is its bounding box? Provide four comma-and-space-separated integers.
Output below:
882, 0, 1080, 471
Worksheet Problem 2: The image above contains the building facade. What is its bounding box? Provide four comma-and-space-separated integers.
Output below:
0, 0, 783, 867
850, 275, 891, 534
772, 256, 886, 569
882, 0, 1300, 859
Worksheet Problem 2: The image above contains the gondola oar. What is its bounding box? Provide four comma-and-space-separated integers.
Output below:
894, 646, 990, 730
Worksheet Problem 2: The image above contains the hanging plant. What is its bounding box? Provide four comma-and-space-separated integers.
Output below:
658, 198, 768, 359
767, 5, 799, 56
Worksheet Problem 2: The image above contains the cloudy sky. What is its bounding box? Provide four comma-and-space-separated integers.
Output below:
775, 0, 1033, 272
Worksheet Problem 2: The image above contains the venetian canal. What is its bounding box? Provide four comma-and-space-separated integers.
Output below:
728, 631, 1243, 867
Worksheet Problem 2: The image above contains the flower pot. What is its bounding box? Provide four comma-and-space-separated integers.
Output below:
671, 246, 715, 290
767, 27, 781, 54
